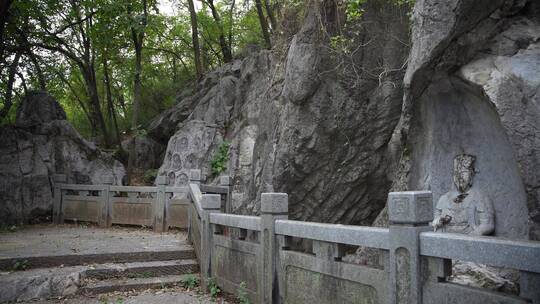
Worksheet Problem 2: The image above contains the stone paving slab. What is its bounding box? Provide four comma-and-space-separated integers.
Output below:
0, 224, 188, 259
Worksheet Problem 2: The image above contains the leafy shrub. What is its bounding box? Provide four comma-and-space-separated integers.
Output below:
210, 141, 231, 176
143, 169, 158, 184
237, 281, 250, 304
182, 274, 199, 289
12, 259, 30, 271
207, 278, 221, 299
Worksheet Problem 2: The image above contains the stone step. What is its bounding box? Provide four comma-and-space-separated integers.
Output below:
85, 259, 199, 280
79, 274, 198, 295
0, 245, 196, 271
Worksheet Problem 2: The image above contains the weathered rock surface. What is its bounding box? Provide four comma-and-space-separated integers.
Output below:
382, 0, 540, 292
394, 0, 540, 239
448, 261, 519, 294
121, 136, 165, 171
158, 120, 223, 187
148, 0, 410, 225
0, 91, 125, 225
0, 266, 84, 302
146, 0, 540, 240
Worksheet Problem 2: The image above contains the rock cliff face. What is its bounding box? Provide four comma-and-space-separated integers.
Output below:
149, 0, 410, 226
394, 0, 540, 239
0, 91, 125, 225
146, 0, 539, 240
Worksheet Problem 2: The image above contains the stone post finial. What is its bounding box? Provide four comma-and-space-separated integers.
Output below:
201, 194, 221, 211
154, 175, 168, 233
190, 169, 201, 184
388, 191, 433, 225
200, 193, 222, 290
52, 174, 67, 224
388, 191, 433, 304
260, 193, 288, 304
100, 176, 114, 228
220, 175, 231, 186
261, 193, 288, 214
220, 175, 232, 213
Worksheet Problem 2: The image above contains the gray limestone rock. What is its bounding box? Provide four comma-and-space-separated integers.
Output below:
146, 0, 410, 227
157, 120, 223, 187
395, 0, 540, 239
383, 0, 540, 293
121, 136, 165, 170
0, 91, 125, 225
15, 91, 66, 127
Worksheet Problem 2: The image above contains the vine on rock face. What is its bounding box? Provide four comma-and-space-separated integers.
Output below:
211, 141, 231, 176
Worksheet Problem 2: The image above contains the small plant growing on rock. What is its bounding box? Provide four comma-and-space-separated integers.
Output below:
207, 278, 221, 299
182, 274, 199, 290
237, 281, 250, 304
12, 259, 29, 271
210, 141, 231, 176
143, 169, 158, 184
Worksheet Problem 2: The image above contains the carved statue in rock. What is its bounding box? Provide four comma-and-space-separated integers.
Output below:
432, 154, 495, 236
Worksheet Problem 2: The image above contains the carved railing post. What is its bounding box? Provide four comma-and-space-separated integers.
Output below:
388, 191, 433, 304
220, 175, 231, 213
100, 176, 114, 228
154, 176, 168, 233
201, 194, 221, 289
52, 174, 67, 224
190, 169, 201, 185
260, 193, 288, 304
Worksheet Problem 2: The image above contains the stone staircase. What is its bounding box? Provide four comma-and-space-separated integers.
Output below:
81, 259, 199, 294
0, 227, 199, 303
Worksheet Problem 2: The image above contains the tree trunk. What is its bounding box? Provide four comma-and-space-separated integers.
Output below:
254, 0, 271, 49
27, 51, 46, 90
0, 0, 14, 64
228, 0, 235, 53
127, 40, 143, 183
102, 56, 122, 147
187, 0, 203, 79
127, 0, 148, 184
82, 66, 109, 145
264, 0, 277, 32
0, 51, 21, 122
206, 0, 232, 62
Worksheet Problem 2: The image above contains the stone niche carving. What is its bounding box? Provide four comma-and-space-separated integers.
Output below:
432, 154, 495, 236
176, 173, 189, 186
184, 154, 196, 170
179, 137, 188, 149
168, 171, 176, 186
171, 153, 182, 170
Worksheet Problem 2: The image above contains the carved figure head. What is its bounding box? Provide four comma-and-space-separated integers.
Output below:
453, 154, 476, 193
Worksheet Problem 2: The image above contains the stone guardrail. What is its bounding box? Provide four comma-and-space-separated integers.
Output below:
187, 183, 540, 304
51, 170, 230, 232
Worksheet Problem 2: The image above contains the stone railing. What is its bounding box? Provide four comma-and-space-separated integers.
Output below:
51, 171, 230, 232
186, 173, 540, 304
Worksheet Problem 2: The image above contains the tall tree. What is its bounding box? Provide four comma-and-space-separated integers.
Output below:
187, 0, 203, 79
264, 0, 277, 32
0, 51, 21, 121
102, 54, 121, 146
32, 1, 110, 145
254, 0, 271, 48
204, 0, 232, 62
0, 0, 14, 65
126, 0, 150, 184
